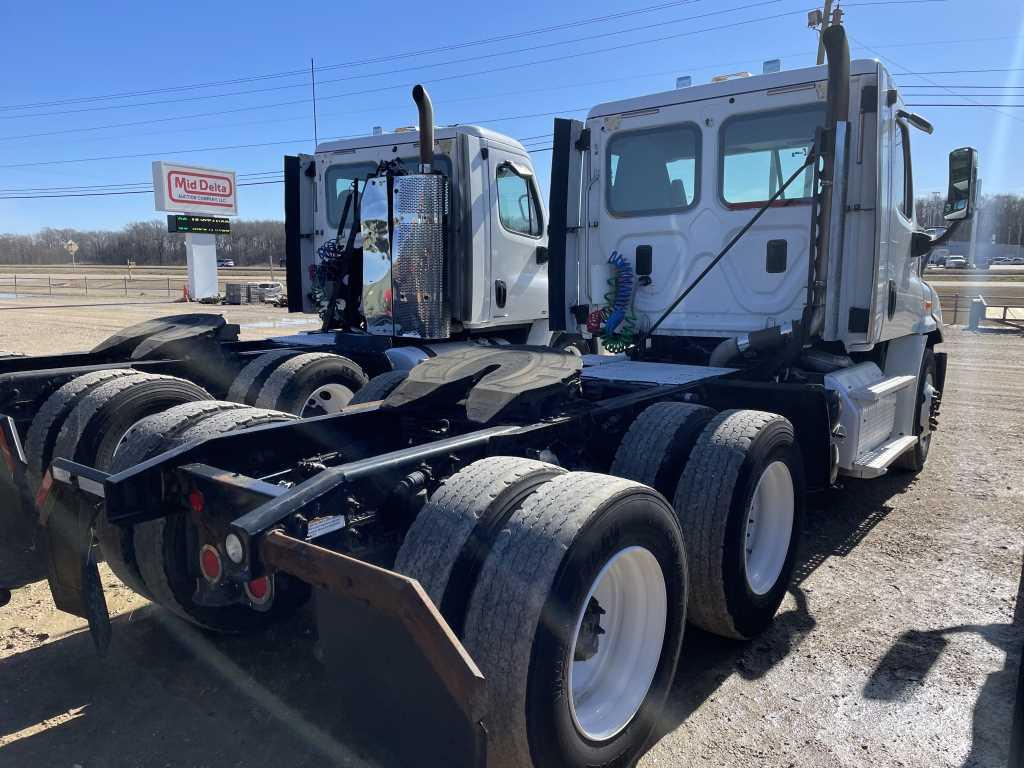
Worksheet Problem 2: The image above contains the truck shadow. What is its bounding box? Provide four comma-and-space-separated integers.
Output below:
649, 470, 917, 749
0, 472, 916, 768
861, 558, 1024, 768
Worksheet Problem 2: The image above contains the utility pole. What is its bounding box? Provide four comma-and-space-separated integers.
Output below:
816, 0, 833, 65
310, 58, 320, 150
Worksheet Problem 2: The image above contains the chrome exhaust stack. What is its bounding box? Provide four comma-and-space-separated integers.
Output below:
360, 85, 450, 339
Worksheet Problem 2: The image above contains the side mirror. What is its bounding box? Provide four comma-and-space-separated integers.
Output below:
943, 147, 978, 222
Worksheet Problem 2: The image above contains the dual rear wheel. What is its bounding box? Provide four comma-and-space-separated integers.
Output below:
391, 405, 805, 767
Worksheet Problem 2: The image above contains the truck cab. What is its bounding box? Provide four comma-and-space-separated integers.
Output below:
285, 125, 551, 342
550, 35, 976, 480
554, 58, 942, 349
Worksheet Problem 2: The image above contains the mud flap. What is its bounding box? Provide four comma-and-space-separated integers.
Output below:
260, 532, 488, 767
40, 460, 112, 655
0, 414, 35, 543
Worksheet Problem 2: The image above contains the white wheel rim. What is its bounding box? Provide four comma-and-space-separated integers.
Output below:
304, 383, 354, 415
743, 461, 795, 596
568, 546, 667, 742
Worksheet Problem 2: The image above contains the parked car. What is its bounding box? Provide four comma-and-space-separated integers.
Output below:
217, 258, 235, 267
946, 255, 968, 269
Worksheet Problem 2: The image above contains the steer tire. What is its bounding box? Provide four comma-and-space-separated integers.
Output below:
255, 352, 368, 416
463, 472, 687, 768
673, 409, 805, 640
611, 401, 716, 497
24, 368, 138, 490
347, 370, 409, 406
394, 456, 565, 633
132, 406, 308, 632
49, 373, 211, 595
894, 349, 937, 473
226, 349, 299, 405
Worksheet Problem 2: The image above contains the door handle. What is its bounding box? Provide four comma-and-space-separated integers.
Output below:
887, 280, 897, 319
495, 280, 507, 309
535, 246, 549, 265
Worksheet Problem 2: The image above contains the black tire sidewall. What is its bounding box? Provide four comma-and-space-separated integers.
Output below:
277, 359, 365, 415
721, 422, 805, 638
524, 494, 687, 768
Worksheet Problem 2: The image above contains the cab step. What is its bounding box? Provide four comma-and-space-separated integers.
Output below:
849, 434, 918, 479
849, 375, 917, 403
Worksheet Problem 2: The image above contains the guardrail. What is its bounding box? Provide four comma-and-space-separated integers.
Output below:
0, 275, 286, 300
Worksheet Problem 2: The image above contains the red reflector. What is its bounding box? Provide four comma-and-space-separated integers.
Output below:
35, 470, 54, 511
247, 576, 269, 601
0, 429, 14, 474
188, 488, 205, 514
199, 545, 222, 583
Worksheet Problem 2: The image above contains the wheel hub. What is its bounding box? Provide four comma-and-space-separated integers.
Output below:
303, 383, 354, 416
743, 461, 795, 596
568, 546, 667, 742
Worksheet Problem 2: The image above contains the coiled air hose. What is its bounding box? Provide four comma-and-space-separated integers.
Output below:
586, 251, 637, 353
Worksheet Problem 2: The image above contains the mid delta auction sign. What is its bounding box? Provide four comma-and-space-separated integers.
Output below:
152, 161, 238, 216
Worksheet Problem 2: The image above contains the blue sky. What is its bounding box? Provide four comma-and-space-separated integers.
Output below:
1, 0, 1022, 234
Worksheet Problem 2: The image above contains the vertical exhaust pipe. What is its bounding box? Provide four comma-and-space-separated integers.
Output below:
412, 85, 434, 173
806, 23, 851, 339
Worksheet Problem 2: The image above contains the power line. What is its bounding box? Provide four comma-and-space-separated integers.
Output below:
849, 34, 1024, 126
0, 0, 786, 138
0, 179, 284, 200
0, 170, 283, 194
6, 1, 981, 124
0, 0, 712, 113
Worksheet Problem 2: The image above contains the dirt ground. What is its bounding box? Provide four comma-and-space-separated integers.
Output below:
0, 298, 317, 355
0, 304, 1021, 767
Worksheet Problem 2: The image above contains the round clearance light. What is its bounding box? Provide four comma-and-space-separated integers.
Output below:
245, 576, 274, 607
224, 533, 245, 564
199, 544, 222, 583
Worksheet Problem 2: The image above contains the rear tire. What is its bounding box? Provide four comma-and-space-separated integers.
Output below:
463, 472, 687, 768
24, 368, 138, 490
130, 406, 309, 632
226, 349, 297, 405
255, 352, 367, 416
49, 373, 211, 596
394, 456, 565, 632
611, 401, 715, 497
673, 409, 804, 639
347, 370, 409, 406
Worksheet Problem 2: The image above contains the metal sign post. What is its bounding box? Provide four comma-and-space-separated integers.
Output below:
153, 162, 238, 300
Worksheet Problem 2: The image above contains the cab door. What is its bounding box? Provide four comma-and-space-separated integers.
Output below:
878, 96, 921, 340
284, 153, 316, 313
484, 142, 549, 323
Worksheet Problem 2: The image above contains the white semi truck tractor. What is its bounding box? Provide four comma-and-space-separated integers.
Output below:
23, 21, 977, 768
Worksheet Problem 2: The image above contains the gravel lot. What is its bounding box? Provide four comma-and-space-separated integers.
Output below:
0, 304, 1020, 768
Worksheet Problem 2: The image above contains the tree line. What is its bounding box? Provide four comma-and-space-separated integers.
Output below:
916, 194, 1024, 245
2, 194, 1022, 266
0, 219, 285, 266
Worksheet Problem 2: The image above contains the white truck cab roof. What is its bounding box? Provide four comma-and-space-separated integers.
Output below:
588, 59, 883, 119
316, 125, 529, 156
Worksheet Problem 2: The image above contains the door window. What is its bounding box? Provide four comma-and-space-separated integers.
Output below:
720, 104, 825, 206
325, 162, 377, 229
606, 124, 700, 216
496, 163, 543, 237
893, 120, 913, 220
